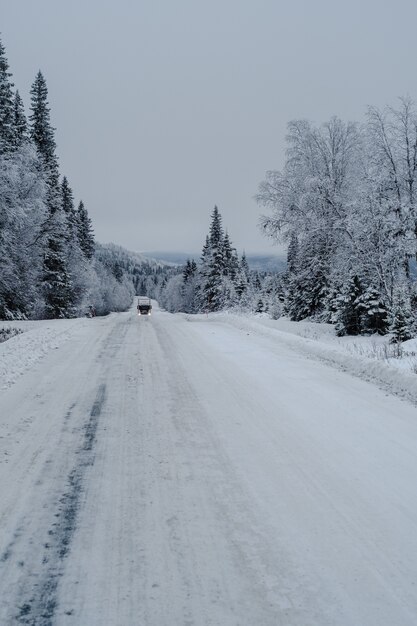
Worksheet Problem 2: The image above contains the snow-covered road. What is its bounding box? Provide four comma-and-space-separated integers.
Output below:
1, 305, 417, 625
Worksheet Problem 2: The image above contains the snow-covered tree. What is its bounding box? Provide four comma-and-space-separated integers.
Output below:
61, 176, 77, 236
30, 72, 58, 178
13, 91, 28, 148
389, 287, 414, 343
357, 285, 389, 335
0, 36, 15, 154
257, 106, 417, 336
77, 200, 95, 259
334, 274, 364, 336
0, 143, 47, 318
30, 71, 75, 318
199, 206, 226, 311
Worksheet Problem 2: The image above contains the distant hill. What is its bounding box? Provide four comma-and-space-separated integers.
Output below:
142, 251, 287, 272
141, 251, 188, 266
245, 254, 286, 272
100, 244, 169, 269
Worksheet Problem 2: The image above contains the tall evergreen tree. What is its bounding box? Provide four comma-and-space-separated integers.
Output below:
209, 205, 223, 248
357, 285, 390, 335
223, 231, 239, 280
13, 91, 28, 147
390, 288, 414, 343
0, 36, 15, 153
76, 200, 95, 259
30, 71, 74, 318
30, 71, 58, 185
334, 274, 364, 336
199, 206, 226, 311
61, 176, 77, 238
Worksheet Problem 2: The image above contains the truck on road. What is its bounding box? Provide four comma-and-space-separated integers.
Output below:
137, 297, 152, 316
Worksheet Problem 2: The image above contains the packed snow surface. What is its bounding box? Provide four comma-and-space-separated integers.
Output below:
1, 304, 417, 625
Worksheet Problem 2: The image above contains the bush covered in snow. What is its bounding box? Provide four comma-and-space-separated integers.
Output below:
0, 327, 23, 343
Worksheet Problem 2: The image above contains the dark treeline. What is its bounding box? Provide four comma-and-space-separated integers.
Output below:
157, 206, 281, 316
257, 105, 417, 341
0, 36, 155, 320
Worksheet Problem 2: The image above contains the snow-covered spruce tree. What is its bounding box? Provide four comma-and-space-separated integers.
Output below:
77, 200, 95, 259
234, 251, 252, 305
0, 36, 16, 154
30, 72, 58, 176
240, 251, 250, 280
30, 71, 75, 318
334, 274, 364, 336
235, 260, 248, 299
223, 231, 239, 282
357, 285, 390, 335
285, 232, 332, 321
61, 176, 78, 239
199, 206, 226, 311
198, 207, 243, 311
181, 259, 199, 313
13, 91, 28, 148
389, 287, 414, 343
60, 177, 93, 313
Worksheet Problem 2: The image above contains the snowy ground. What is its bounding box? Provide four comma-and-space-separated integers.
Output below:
1, 304, 417, 624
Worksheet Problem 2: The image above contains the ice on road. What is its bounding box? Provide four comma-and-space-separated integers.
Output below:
1, 306, 417, 625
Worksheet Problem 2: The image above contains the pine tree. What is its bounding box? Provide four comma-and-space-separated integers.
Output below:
255, 298, 265, 313
199, 206, 226, 311
183, 259, 197, 283
357, 285, 390, 335
30, 71, 58, 183
240, 252, 250, 280
30, 71, 74, 318
13, 91, 28, 147
209, 205, 223, 249
285, 234, 330, 321
0, 37, 16, 153
181, 259, 198, 313
42, 234, 75, 319
222, 231, 239, 280
61, 176, 78, 238
76, 200, 95, 259
334, 275, 363, 336
201, 235, 211, 264
389, 289, 414, 343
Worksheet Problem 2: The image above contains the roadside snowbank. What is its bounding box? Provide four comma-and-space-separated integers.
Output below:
0, 319, 88, 390
186, 312, 417, 405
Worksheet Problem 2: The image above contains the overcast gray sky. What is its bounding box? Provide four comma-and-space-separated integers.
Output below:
2, 0, 417, 254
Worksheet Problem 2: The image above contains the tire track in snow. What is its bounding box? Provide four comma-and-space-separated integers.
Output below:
15, 384, 106, 626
